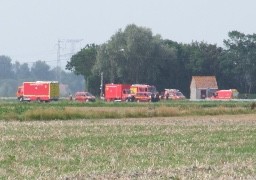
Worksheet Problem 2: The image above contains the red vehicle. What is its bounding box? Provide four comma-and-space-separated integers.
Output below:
134, 92, 151, 102
210, 89, 238, 100
130, 84, 159, 102
16, 81, 59, 102
130, 84, 157, 94
163, 89, 186, 100
104, 84, 131, 102
74, 91, 96, 102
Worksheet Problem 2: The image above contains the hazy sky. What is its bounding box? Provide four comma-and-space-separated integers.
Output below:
1, 0, 256, 68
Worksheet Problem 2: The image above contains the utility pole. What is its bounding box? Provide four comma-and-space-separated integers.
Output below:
56, 39, 83, 84
56, 39, 61, 83
100, 72, 104, 97
66, 39, 83, 55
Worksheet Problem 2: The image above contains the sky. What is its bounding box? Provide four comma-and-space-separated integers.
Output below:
1, 0, 256, 69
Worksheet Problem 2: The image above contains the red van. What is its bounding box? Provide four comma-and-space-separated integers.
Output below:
210, 89, 238, 100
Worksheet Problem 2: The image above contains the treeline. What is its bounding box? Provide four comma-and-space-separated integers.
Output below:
2, 24, 256, 98
0, 56, 84, 97
67, 24, 256, 97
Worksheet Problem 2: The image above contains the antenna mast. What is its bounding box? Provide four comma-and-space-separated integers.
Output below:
56, 39, 83, 83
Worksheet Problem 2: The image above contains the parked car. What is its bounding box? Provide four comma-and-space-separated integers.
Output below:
74, 92, 96, 102
162, 89, 186, 100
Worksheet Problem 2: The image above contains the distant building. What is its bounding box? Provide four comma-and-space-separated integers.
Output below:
190, 76, 218, 100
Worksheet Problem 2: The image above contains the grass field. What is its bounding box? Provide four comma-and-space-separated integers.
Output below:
1, 114, 256, 179
0, 100, 256, 179
0, 100, 256, 120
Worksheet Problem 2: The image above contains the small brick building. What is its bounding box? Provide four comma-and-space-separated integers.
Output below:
190, 76, 218, 100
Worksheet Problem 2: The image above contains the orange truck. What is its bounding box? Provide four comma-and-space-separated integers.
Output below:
104, 84, 131, 102
16, 81, 59, 102
210, 89, 239, 100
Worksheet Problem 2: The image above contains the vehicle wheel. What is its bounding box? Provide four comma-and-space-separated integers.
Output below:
86, 99, 89, 102
137, 99, 140, 103
37, 98, 41, 103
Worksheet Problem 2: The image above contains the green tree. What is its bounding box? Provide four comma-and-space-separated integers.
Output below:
0, 56, 14, 79
31, 60, 52, 80
222, 31, 256, 93
186, 42, 222, 76
13, 61, 31, 82
93, 24, 176, 92
66, 44, 98, 91
19, 63, 31, 80
163, 41, 222, 97
164, 40, 191, 97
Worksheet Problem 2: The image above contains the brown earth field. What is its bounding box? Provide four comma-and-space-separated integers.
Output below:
1, 114, 256, 179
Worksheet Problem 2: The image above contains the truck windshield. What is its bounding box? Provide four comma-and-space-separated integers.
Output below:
148, 86, 157, 93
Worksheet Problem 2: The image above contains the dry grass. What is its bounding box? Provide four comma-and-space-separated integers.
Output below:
0, 115, 256, 179
19, 105, 253, 121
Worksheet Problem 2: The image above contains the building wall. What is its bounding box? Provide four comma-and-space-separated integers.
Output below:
190, 76, 218, 100
190, 88, 196, 100
190, 79, 196, 100
196, 89, 201, 99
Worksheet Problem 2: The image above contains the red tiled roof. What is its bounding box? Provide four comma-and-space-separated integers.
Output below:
192, 76, 218, 89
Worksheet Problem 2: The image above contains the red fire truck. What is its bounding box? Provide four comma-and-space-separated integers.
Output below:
104, 84, 131, 102
16, 81, 59, 102
130, 84, 159, 102
210, 89, 239, 100
130, 84, 157, 94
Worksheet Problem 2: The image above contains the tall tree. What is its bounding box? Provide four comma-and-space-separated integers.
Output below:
66, 44, 98, 91
222, 31, 256, 93
13, 61, 31, 81
186, 42, 222, 76
0, 56, 14, 79
93, 24, 176, 92
31, 60, 51, 80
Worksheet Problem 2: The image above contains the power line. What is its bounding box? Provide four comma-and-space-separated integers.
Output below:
56, 39, 83, 83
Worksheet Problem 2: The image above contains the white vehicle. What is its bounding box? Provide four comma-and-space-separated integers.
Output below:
163, 89, 186, 100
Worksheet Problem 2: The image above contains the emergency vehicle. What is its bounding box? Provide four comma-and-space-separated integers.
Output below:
104, 84, 131, 102
130, 84, 159, 102
74, 91, 96, 102
163, 89, 186, 100
16, 81, 59, 102
130, 84, 157, 94
210, 89, 239, 100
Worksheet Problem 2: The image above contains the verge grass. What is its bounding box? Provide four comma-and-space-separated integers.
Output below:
0, 100, 255, 120
0, 116, 256, 179
20, 104, 254, 120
